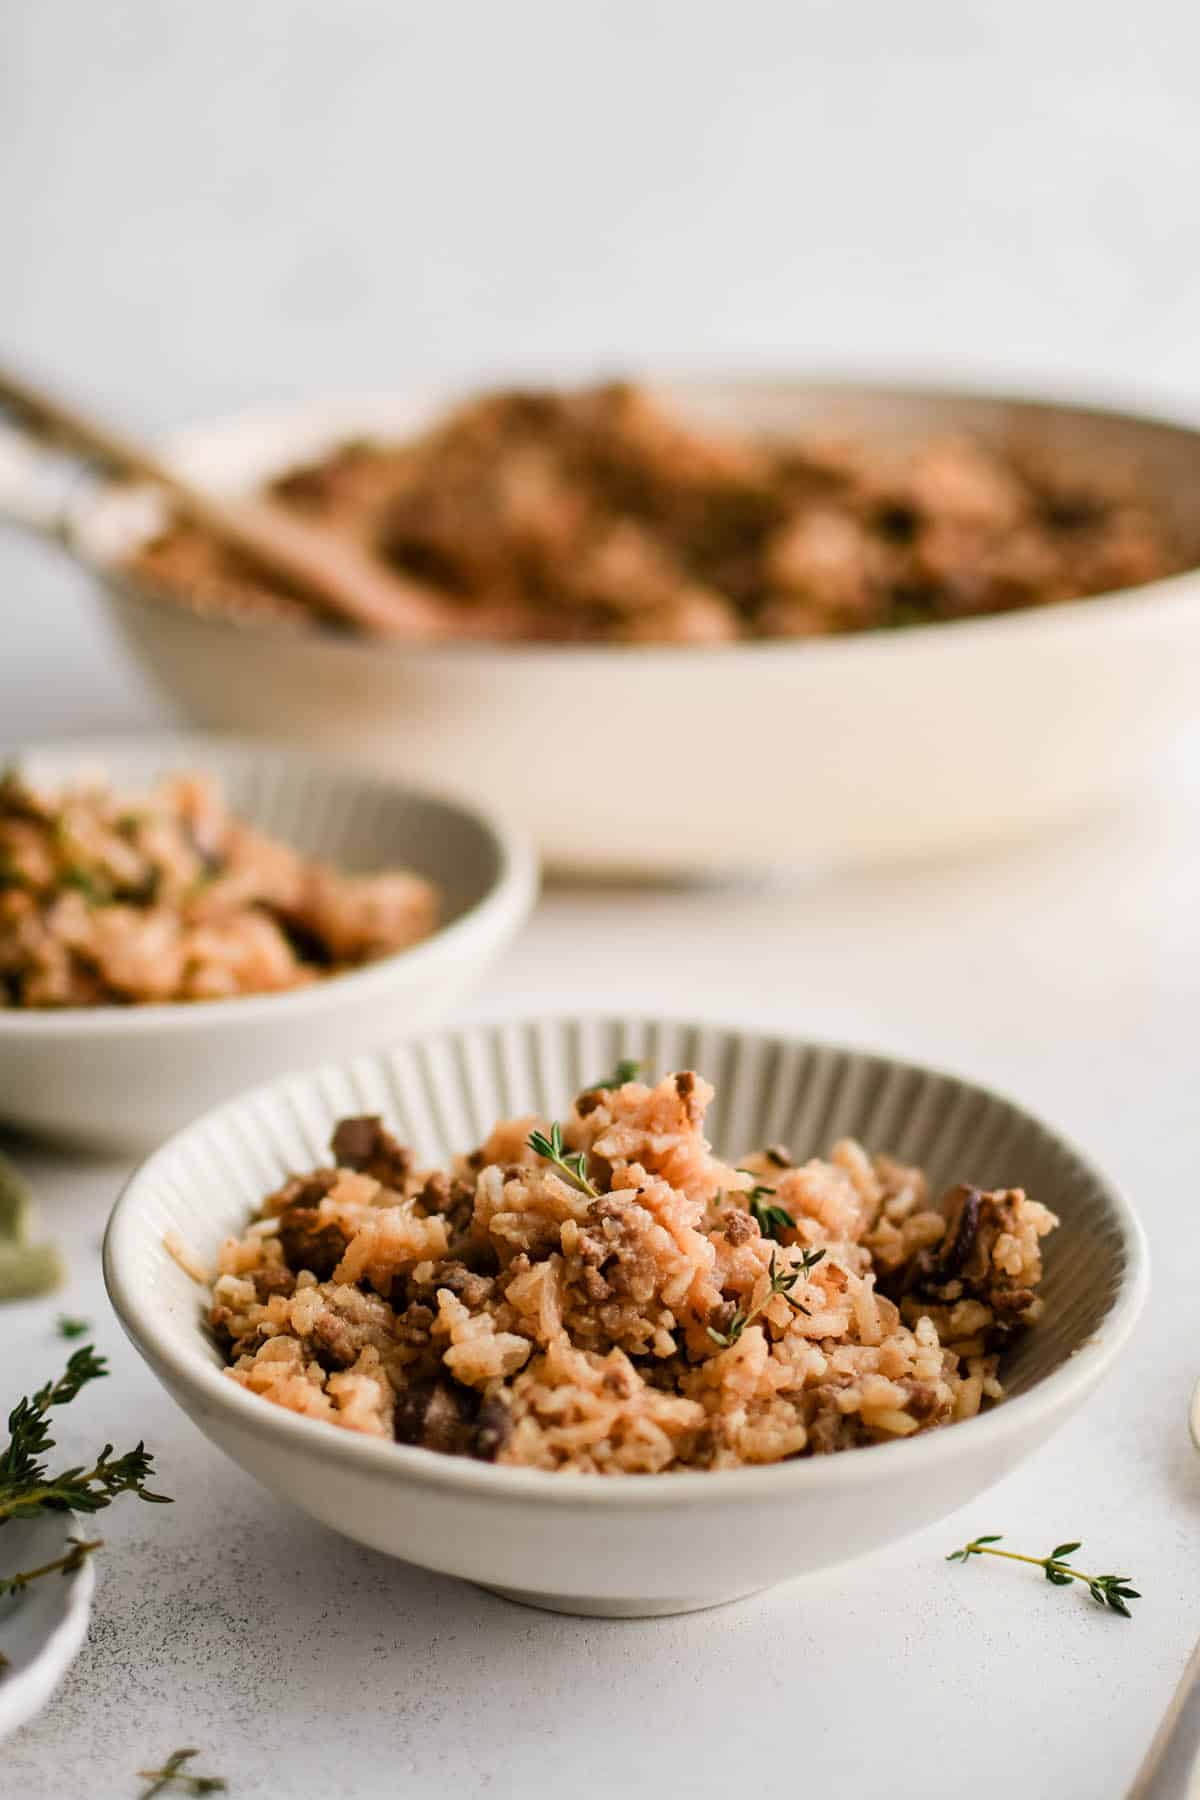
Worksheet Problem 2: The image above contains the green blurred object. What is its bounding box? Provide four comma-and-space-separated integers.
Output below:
0, 1242, 64, 1300
0, 1148, 63, 1298
0, 1147, 31, 1241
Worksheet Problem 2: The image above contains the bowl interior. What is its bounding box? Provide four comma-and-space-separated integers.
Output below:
10, 734, 508, 934
111, 1018, 1139, 1412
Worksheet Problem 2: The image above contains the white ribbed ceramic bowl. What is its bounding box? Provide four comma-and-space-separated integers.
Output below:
104, 1018, 1148, 1617
0, 737, 535, 1147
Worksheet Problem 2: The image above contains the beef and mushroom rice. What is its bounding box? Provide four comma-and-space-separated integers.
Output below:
205, 1067, 1057, 1472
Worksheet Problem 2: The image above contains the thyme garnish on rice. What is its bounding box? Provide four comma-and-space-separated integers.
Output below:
590, 1058, 642, 1091
528, 1123, 600, 1199
707, 1247, 826, 1347
745, 1186, 795, 1241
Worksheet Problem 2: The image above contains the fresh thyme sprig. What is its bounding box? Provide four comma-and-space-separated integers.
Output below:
745, 1185, 795, 1241
56, 1315, 90, 1340
0, 1345, 171, 1527
946, 1535, 1141, 1618
528, 1123, 600, 1199
590, 1058, 642, 1090
707, 1247, 826, 1347
59, 866, 114, 905
0, 1535, 102, 1599
136, 1748, 227, 1796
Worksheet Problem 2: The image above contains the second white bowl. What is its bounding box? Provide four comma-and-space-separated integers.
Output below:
0, 736, 536, 1147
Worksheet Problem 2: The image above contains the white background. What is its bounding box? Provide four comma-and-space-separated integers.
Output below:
3, 6, 1199, 1796
6, 0, 1200, 724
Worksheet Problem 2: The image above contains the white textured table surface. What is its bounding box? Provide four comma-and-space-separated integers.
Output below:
0, 601, 1198, 1800
6, 8, 1200, 1788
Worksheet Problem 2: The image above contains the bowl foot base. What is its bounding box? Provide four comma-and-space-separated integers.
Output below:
477, 1582, 764, 1618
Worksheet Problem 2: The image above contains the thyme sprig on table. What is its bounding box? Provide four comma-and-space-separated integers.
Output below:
528, 1123, 600, 1199
56, 1315, 90, 1340
0, 1345, 170, 1524
136, 1748, 227, 1796
946, 1535, 1141, 1618
707, 1247, 826, 1347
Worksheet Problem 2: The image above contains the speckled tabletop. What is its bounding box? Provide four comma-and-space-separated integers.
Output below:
6, 7, 1200, 1787
1, 616, 1198, 1796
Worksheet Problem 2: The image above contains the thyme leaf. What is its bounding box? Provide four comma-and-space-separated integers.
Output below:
946, 1534, 1141, 1618
0, 1345, 171, 1524
528, 1123, 600, 1199
745, 1185, 795, 1240
707, 1247, 826, 1346
60, 865, 114, 906
136, 1748, 227, 1796
590, 1058, 642, 1091
56, 1315, 90, 1339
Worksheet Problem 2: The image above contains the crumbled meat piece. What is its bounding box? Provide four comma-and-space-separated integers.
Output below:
674, 1071, 701, 1121
433, 1261, 495, 1307
582, 1266, 612, 1301
473, 1394, 513, 1461
937, 1185, 983, 1278
721, 1209, 757, 1247
394, 1379, 480, 1456
311, 1310, 362, 1371
330, 1115, 413, 1187
588, 1194, 638, 1227
263, 1169, 339, 1215
208, 1306, 239, 1354
389, 1299, 437, 1347
251, 1265, 296, 1302
990, 1285, 1037, 1316
417, 1171, 451, 1209
278, 1206, 352, 1281
904, 1381, 944, 1422
329, 1114, 384, 1167
575, 1229, 609, 1268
